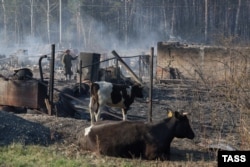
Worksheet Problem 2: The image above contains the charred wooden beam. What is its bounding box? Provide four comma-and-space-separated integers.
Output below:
111, 50, 142, 85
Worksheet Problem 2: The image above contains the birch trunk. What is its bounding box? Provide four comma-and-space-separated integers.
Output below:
2, 0, 7, 43
170, 0, 176, 37
76, 2, 81, 48
124, 0, 128, 48
205, 0, 208, 43
59, 0, 62, 45
47, 0, 51, 43
234, 0, 241, 36
14, 4, 19, 44
30, 0, 34, 37
162, 0, 168, 38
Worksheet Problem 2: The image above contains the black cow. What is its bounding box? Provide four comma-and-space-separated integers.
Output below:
12, 68, 33, 80
89, 81, 143, 125
78, 111, 195, 160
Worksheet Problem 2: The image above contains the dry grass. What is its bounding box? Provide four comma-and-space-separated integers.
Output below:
159, 38, 250, 164
187, 40, 250, 151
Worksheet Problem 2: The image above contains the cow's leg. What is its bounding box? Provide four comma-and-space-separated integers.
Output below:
158, 145, 171, 160
89, 97, 96, 125
145, 144, 158, 160
94, 103, 101, 121
163, 146, 171, 160
122, 108, 127, 121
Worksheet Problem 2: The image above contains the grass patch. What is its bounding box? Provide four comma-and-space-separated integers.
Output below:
0, 143, 216, 167
0, 143, 83, 167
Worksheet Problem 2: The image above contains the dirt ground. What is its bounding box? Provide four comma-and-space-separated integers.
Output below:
1, 77, 248, 164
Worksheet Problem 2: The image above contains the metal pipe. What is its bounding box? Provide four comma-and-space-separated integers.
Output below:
139, 55, 142, 78
39, 55, 47, 82
112, 50, 143, 85
49, 44, 55, 114
115, 57, 119, 82
79, 60, 82, 94
148, 47, 154, 123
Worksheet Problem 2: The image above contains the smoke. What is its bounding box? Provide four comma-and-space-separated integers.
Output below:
0, 1, 183, 60
70, 10, 172, 56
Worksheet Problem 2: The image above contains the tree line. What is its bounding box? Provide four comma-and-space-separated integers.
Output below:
0, 0, 249, 51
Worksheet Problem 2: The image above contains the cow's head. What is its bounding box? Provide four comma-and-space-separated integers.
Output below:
170, 111, 195, 139
131, 84, 144, 98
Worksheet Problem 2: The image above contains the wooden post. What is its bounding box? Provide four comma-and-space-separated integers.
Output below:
79, 60, 82, 93
148, 47, 154, 122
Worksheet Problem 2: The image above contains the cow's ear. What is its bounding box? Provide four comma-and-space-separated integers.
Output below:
167, 110, 173, 118
174, 111, 181, 118
135, 83, 143, 88
133, 83, 140, 88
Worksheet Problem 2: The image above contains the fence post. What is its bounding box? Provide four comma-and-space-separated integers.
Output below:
148, 47, 154, 122
79, 60, 82, 93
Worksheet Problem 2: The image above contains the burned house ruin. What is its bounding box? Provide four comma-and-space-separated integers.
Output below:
156, 42, 250, 83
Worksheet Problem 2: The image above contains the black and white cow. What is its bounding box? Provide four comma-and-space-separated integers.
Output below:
89, 81, 143, 125
78, 111, 195, 160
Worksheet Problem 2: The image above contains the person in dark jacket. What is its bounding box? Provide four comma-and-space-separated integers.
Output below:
62, 49, 78, 80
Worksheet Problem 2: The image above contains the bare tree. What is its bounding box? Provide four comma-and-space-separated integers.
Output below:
170, 0, 176, 37
30, 0, 34, 37
68, 0, 85, 49
47, 0, 51, 43
205, 0, 208, 43
14, 2, 19, 44
59, 0, 62, 45
0, 0, 250, 47
234, 0, 241, 36
2, 0, 7, 43
162, 0, 168, 38
44, 0, 58, 43
124, 0, 128, 48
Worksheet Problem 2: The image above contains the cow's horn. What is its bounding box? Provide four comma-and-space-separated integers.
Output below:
182, 112, 189, 115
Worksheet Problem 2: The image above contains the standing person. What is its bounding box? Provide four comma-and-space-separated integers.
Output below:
71, 49, 79, 80
62, 49, 78, 80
